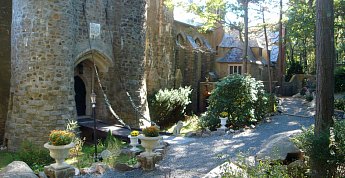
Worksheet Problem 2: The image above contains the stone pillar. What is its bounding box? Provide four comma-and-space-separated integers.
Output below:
5, 0, 76, 150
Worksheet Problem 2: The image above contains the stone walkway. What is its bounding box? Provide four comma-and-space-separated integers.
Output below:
78, 97, 315, 178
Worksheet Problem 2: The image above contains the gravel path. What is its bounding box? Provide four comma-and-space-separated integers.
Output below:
78, 97, 315, 178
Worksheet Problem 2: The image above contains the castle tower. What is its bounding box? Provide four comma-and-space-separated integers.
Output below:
5, 0, 76, 150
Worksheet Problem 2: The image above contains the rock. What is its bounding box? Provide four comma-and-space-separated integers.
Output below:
91, 163, 109, 174
133, 162, 141, 169
114, 163, 134, 172
185, 132, 196, 137
100, 149, 112, 159
154, 148, 166, 156
212, 130, 226, 136
250, 125, 255, 129
244, 156, 256, 167
287, 160, 306, 177
203, 161, 248, 178
38, 172, 48, 178
121, 148, 141, 157
256, 130, 302, 161
0, 161, 38, 178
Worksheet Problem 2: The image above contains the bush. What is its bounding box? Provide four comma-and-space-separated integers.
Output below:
291, 121, 345, 177
200, 74, 270, 130
334, 98, 345, 111
335, 66, 345, 93
221, 153, 290, 178
149, 86, 192, 129
18, 141, 54, 172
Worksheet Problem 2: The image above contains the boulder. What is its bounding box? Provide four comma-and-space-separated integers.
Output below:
0, 161, 38, 178
203, 162, 248, 178
256, 130, 302, 161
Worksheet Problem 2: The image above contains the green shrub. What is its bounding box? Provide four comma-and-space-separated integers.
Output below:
149, 86, 192, 129
334, 98, 345, 111
200, 74, 270, 130
305, 93, 314, 102
18, 141, 54, 172
221, 153, 290, 178
335, 66, 345, 92
291, 121, 345, 177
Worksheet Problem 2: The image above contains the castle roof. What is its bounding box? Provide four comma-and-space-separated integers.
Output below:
216, 46, 256, 63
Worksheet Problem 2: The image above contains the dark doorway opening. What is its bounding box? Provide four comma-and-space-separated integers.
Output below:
74, 76, 86, 116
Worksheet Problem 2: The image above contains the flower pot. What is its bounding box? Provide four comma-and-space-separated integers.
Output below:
219, 117, 227, 129
137, 135, 160, 156
44, 142, 75, 170
128, 135, 140, 152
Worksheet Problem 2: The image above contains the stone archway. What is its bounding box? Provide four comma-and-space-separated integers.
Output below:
74, 76, 86, 116
73, 50, 113, 121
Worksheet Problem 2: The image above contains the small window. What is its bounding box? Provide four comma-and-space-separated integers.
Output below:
216, 46, 219, 55
259, 48, 262, 57
229, 65, 242, 75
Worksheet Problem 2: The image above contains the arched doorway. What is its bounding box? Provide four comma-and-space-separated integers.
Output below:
74, 76, 86, 116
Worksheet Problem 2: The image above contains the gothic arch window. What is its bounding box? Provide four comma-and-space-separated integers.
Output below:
176, 34, 185, 46
195, 38, 203, 48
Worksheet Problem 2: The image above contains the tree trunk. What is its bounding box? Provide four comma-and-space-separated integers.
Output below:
262, 7, 272, 94
278, 0, 284, 86
313, 0, 335, 177
243, 0, 249, 74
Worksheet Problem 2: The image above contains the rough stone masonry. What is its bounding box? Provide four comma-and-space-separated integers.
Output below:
4, 0, 149, 151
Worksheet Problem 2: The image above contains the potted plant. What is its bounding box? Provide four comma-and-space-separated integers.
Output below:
138, 126, 160, 156
219, 112, 228, 129
44, 130, 75, 169
128, 130, 140, 152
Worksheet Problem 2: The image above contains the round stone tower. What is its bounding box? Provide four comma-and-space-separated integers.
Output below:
5, 0, 76, 150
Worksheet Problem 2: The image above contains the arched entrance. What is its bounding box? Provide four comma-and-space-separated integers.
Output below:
74, 76, 86, 116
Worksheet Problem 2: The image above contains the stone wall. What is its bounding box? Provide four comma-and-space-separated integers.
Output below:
5, 0, 76, 150
0, 0, 11, 145
4, 0, 149, 150
145, 0, 175, 96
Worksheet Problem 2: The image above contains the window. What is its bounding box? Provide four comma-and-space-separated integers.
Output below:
259, 48, 262, 57
228, 65, 242, 75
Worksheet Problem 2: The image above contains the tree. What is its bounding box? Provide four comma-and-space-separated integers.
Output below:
313, 0, 335, 177
185, 0, 261, 73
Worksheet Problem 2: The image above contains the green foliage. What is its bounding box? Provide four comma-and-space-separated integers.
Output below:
305, 93, 314, 102
0, 151, 18, 171
18, 141, 54, 173
221, 153, 290, 178
291, 122, 345, 177
200, 74, 270, 130
335, 66, 345, 92
285, 61, 304, 82
149, 86, 192, 129
334, 98, 345, 111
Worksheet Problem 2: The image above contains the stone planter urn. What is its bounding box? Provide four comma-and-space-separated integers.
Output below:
138, 135, 160, 156
128, 135, 140, 152
219, 117, 227, 129
44, 142, 75, 170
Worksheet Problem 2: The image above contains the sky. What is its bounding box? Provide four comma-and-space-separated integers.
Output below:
173, 0, 289, 27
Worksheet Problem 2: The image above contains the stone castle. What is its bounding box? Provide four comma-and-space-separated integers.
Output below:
0, 0, 221, 150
